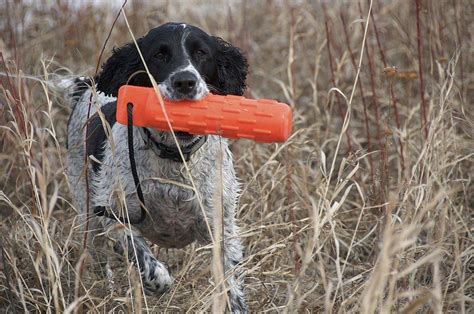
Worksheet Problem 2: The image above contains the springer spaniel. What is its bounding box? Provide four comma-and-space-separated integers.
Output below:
66, 22, 248, 312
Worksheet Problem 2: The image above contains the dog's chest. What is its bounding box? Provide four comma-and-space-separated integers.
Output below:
139, 182, 204, 248
96, 133, 229, 249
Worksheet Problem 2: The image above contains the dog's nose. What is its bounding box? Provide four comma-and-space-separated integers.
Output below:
171, 72, 197, 96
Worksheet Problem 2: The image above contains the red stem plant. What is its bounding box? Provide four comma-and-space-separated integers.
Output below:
370, 4, 405, 174
358, 2, 387, 203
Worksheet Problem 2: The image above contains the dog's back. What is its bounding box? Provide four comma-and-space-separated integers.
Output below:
65, 79, 117, 216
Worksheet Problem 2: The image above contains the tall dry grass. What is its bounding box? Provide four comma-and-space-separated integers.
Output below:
0, 0, 473, 312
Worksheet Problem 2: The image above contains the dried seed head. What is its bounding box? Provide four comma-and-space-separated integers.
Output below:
383, 66, 398, 78
398, 70, 418, 80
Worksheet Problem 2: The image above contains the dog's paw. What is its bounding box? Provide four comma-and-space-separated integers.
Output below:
141, 258, 174, 295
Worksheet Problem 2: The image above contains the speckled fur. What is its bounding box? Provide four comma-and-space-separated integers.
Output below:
66, 23, 249, 312
66, 89, 246, 312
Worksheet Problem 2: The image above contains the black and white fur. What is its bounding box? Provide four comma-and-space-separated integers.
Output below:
66, 23, 248, 312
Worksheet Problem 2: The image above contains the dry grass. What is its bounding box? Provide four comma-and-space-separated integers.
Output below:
1, 0, 473, 312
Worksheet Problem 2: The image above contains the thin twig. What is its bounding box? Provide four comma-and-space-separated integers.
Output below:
452, 0, 464, 98
82, 0, 128, 250
340, 12, 374, 184
416, 0, 428, 138
78, 0, 128, 311
287, 2, 301, 275
0, 239, 16, 313
358, 1, 387, 204
0, 53, 25, 137
370, 3, 405, 174
323, 3, 353, 153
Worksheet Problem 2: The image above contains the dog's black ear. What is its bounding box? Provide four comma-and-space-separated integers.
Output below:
214, 37, 248, 96
96, 42, 143, 97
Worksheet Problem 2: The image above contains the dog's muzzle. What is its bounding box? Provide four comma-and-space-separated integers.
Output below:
171, 71, 198, 98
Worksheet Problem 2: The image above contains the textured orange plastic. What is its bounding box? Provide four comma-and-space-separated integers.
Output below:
116, 85, 292, 143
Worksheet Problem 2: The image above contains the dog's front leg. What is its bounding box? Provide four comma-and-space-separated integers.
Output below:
105, 222, 174, 295
223, 223, 248, 313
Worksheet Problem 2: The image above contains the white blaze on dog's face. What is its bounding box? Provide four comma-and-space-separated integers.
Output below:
96, 22, 248, 146
153, 23, 210, 101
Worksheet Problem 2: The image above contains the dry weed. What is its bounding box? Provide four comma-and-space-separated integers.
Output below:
0, 0, 472, 312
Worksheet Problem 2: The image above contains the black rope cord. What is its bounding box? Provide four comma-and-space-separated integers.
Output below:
94, 102, 147, 224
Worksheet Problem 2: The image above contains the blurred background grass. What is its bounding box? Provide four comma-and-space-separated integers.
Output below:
0, 0, 473, 312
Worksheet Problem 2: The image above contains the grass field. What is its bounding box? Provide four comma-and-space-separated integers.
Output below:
0, 0, 473, 312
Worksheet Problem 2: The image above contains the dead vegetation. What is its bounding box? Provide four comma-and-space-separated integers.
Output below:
0, 0, 472, 312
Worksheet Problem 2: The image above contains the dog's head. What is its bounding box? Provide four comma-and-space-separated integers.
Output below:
96, 22, 248, 146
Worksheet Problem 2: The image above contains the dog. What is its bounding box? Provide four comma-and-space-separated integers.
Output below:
66, 22, 248, 312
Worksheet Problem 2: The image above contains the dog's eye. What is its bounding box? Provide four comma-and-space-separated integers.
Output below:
155, 52, 167, 61
194, 49, 206, 58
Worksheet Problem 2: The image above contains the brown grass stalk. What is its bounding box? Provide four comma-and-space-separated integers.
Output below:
358, 1, 387, 204
416, 0, 429, 139
453, 0, 464, 98
0, 53, 25, 137
370, 4, 405, 174
287, 3, 302, 276
0, 1, 471, 312
323, 3, 353, 153
340, 12, 375, 185
81, 0, 128, 252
